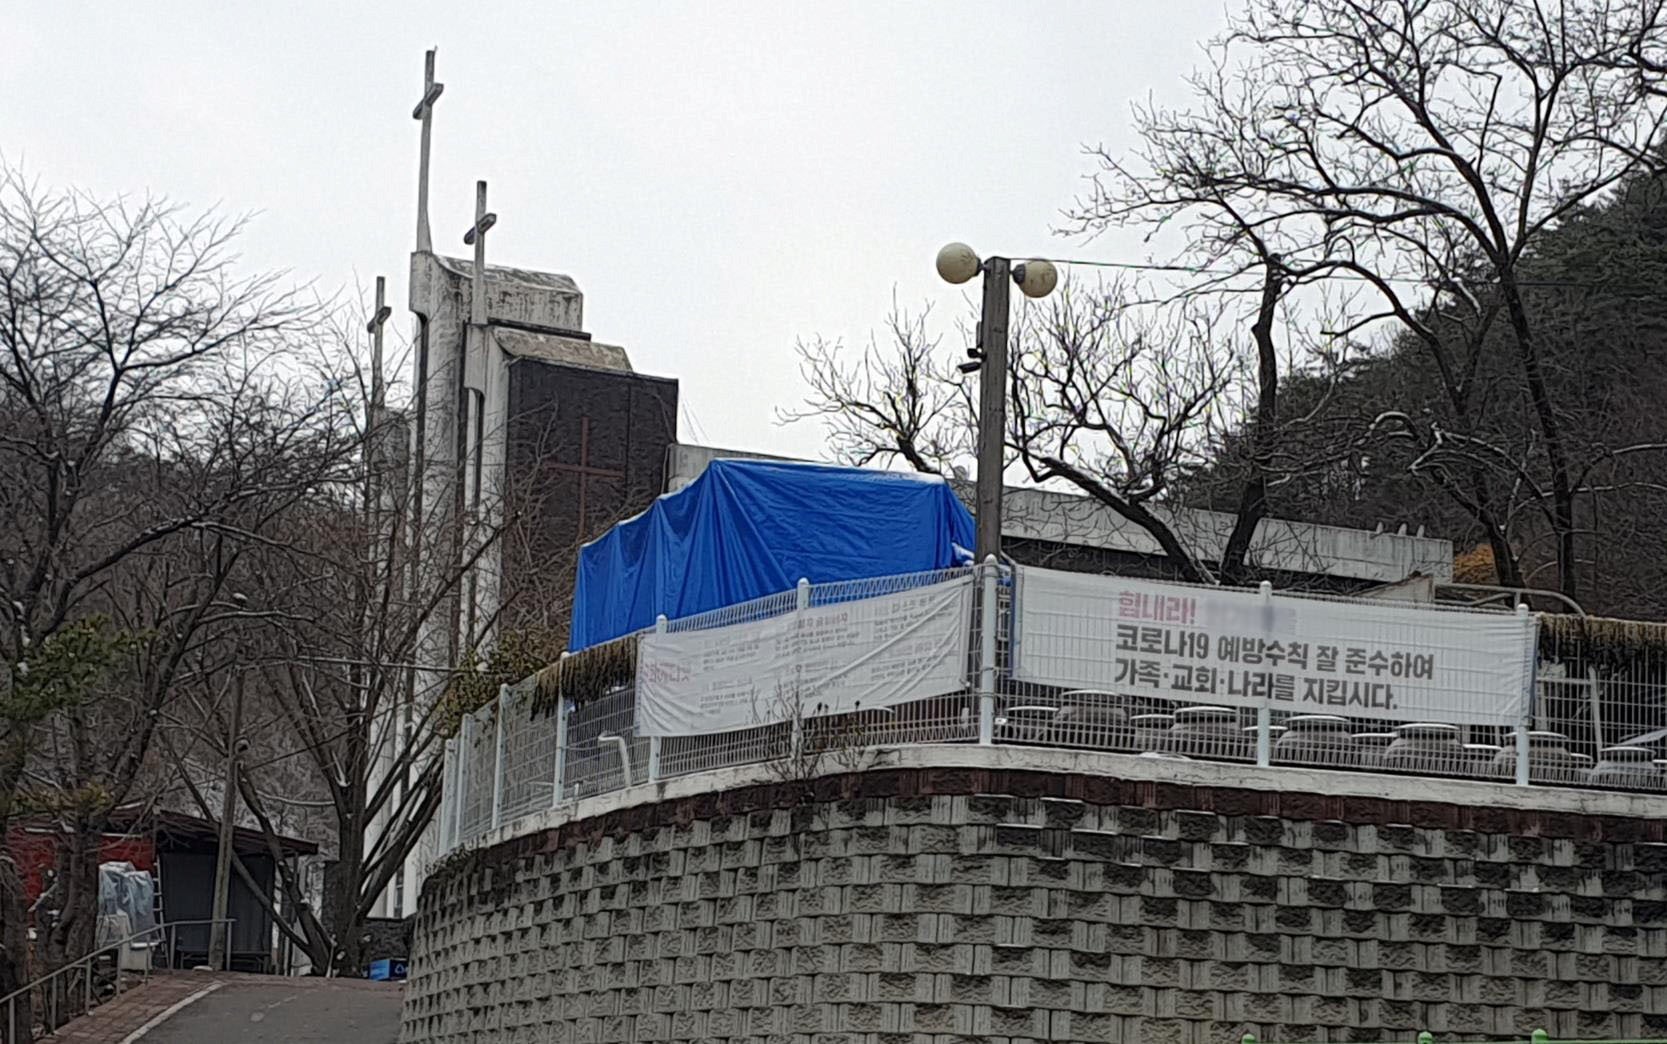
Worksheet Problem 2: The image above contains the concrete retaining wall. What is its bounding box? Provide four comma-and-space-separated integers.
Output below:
404, 756, 1667, 1043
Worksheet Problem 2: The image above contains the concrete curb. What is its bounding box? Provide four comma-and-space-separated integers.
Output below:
117, 980, 223, 1043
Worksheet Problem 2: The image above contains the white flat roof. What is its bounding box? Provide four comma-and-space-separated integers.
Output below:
666, 443, 1452, 584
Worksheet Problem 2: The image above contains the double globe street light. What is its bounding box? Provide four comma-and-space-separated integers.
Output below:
935, 243, 1059, 562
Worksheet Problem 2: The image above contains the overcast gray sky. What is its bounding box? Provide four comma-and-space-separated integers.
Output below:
2, 1, 1230, 460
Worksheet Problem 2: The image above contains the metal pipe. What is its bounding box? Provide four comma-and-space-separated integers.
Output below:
490, 685, 508, 832
209, 666, 245, 972
978, 558, 998, 745
1517, 604, 1534, 786
443, 738, 460, 850
1256, 581, 1274, 768
551, 696, 568, 807
1586, 665, 1604, 759
789, 590, 808, 763
458, 713, 476, 840
973, 259, 1011, 563
1438, 582, 1586, 616
649, 615, 671, 783
597, 732, 633, 785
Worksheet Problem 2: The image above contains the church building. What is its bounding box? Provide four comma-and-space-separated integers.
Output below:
373, 51, 678, 920
407, 251, 678, 654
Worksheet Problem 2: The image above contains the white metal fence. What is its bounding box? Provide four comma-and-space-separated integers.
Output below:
435, 564, 1667, 860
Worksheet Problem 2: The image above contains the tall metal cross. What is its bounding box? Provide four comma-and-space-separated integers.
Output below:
364, 275, 394, 537
366, 275, 392, 417
362, 276, 395, 707
461, 182, 498, 521
464, 180, 497, 329
412, 48, 444, 253
548, 417, 626, 539
456, 182, 497, 649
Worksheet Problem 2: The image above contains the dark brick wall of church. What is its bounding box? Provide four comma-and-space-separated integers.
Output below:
502, 360, 678, 644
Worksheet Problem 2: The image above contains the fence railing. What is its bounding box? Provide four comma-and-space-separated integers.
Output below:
0, 917, 235, 1042
434, 563, 1667, 862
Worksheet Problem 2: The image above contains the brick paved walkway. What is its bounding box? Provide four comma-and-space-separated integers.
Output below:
42, 973, 401, 1043
142, 976, 402, 1042
45, 971, 227, 1043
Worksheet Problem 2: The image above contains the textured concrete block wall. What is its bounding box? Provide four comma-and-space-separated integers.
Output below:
403, 769, 1667, 1044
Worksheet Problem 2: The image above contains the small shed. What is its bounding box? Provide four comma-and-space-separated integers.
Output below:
10, 808, 317, 974
144, 810, 317, 973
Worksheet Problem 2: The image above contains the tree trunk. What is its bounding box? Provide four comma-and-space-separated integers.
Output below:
0, 738, 33, 1043
1499, 275, 1579, 599
332, 918, 368, 981
0, 846, 33, 1044
1219, 260, 1284, 585
325, 812, 366, 978
1033, 454, 1214, 584
41, 822, 101, 1026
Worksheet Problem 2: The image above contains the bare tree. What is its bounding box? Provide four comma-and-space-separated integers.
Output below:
165, 344, 511, 976
0, 163, 352, 1001
781, 300, 970, 477
1069, 0, 1667, 600
27, 413, 348, 980
758, 683, 885, 805
789, 274, 1350, 586
181, 330, 662, 975
1004, 282, 1238, 582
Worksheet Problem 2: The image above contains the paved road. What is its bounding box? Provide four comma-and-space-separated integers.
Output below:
144, 978, 403, 1043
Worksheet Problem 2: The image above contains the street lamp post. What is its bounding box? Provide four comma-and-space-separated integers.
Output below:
208, 593, 250, 973
207, 665, 242, 971
936, 244, 1058, 562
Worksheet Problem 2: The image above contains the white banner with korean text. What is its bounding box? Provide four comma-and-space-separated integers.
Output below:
1012, 567, 1536, 727
636, 576, 974, 738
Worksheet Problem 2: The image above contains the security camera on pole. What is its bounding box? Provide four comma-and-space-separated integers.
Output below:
935, 243, 1057, 562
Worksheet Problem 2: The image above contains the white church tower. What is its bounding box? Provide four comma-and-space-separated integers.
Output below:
365, 49, 673, 921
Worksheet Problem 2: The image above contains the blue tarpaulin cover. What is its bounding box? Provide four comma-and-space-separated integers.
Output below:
569, 459, 976, 650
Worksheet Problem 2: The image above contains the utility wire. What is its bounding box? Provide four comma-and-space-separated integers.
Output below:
1037, 255, 1667, 295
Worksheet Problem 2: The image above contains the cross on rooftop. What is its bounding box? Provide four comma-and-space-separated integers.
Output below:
412, 48, 444, 253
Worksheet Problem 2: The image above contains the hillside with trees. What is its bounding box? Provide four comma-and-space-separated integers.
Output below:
795, 0, 1667, 619
1184, 160, 1667, 619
